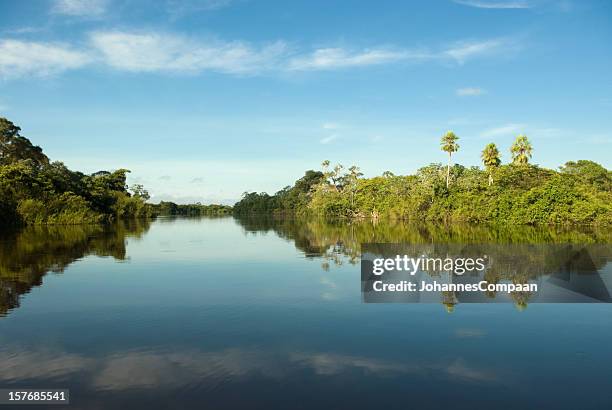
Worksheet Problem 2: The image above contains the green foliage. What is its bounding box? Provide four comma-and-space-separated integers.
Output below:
440, 131, 460, 188
440, 131, 459, 154
560, 160, 612, 190
233, 170, 323, 215
481, 143, 501, 168
0, 118, 49, 167
233, 160, 612, 226
0, 117, 151, 226
481, 143, 501, 185
151, 201, 232, 216
511, 134, 533, 165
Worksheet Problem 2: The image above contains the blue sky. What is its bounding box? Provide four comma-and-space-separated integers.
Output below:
1, 0, 611, 204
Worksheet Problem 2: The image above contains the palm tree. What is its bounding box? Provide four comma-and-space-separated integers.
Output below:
440, 131, 459, 188
481, 143, 501, 186
510, 134, 532, 165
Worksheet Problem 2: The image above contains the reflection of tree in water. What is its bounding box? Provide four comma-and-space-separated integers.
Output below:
0, 219, 150, 316
235, 215, 611, 310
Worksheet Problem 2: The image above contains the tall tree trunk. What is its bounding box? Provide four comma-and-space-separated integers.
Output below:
488, 172, 493, 186
446, 153, 451, 188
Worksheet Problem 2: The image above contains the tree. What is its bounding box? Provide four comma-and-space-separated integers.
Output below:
321, 160, 344, 191
130, 184, 150, 201
440, 131, 459, 188
560, 160, 611, 190
0, 117, 49, 167
293, 170, 324, 193
344, 165, 363, 208
511, 134, 532, 165
481, 143, 501, 186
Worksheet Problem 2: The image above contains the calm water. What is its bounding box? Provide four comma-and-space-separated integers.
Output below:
1, 217, 611, 409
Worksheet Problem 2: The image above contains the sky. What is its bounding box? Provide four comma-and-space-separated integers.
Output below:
0, 0, 611, 204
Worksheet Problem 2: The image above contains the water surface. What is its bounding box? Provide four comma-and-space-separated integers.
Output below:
1, 217, 611, 409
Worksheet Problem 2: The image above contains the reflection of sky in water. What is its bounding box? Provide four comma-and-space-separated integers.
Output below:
1, 218, 611, 409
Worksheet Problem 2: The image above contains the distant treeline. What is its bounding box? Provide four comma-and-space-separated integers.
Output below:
233, 133, 612, 225
1, 117, 151, 226
151, 201, 232, 216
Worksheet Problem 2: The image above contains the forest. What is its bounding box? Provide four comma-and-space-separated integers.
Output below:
233, 132, 612, 225
3, 116, 610, 226
0, 117, 151, 226
151, 201, 232, 216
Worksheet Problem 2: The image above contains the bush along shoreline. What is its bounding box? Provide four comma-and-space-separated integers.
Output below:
233, 133, 612, 225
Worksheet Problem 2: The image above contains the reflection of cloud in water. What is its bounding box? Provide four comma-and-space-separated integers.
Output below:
0, 350, 94, 381
290, 352, 409, 375
446, 358, 497, 382
291, 352, 499, 383
454, 328, 486, 338
93, 349, 286, 390
0, 347, 500, 390
319, 276, 339, 300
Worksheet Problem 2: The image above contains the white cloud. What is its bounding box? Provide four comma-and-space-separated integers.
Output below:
288, 48, 413, 71
480, 123, 525, 138
456, 87, 486, 96
322, 122, 340, 130
320, 134, 338, 144
288, 38, 513, 70
452, 0, 532, 9
52, 0, 109, 17
0, 30, 520, 78
0, 39, 90, 78
89, 31, 289, 74
443, 39, 510, 64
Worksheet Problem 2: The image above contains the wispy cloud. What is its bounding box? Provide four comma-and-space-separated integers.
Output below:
452, 0, 532, 9
480, 123, 525, 138
0, 39, 90, 78
89, 31, 289, 74
0, 30, 520, 78
288, 48, 414, 71
322, 122, 340, 130
2, 27, 44, 35
52, 0, 109, 17
320, 134, 338, 144
456, 87, 486, 96
288, 38, 513, 70
165, 0, 233, 19
442, 39, 513, 64
583, 134, 612, 145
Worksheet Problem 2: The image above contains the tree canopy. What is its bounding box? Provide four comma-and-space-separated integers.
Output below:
0, 117, 150, 226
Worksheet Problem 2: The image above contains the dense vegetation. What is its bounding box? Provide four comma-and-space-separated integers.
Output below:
151, 201, 232, 216
0, 117, 151, 226
234, 133, 612, 225
3, 116, 609, 226
233, 170, 324, 214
